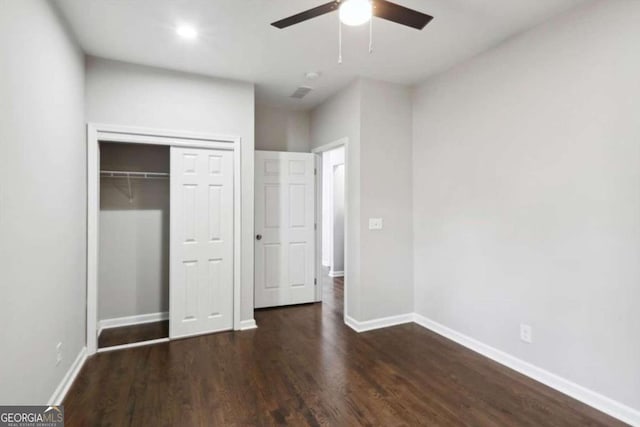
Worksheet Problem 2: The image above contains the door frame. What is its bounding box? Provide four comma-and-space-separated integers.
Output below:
87, 123, 242, 355
311, 138, 349, 317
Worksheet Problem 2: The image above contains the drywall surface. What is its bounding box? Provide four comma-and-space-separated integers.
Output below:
321, 147, 345, 273
0, 0, 86, 403
85, 57, 256, 322
412, 0, 640, 411
255, 104, 310, 152
322, 151, 332, 267
311, 79, 413, 321
359, 79, 414, 320
99, 143, 169, 321
332, 163, 345, 274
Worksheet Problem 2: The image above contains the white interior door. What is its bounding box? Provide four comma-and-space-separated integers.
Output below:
255, 151, 315, 308
170, 147, 234, 338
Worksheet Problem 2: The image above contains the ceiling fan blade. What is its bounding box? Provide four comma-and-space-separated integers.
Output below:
372, 0, 434, 30
271, 1, 340, 29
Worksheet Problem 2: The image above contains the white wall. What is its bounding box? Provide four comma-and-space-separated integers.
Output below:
86, 56, 256, 322
322, 151, 332, 267
359, 79, 414, 320
99, 143, 169, 321
255, 104, 310, 152
311, 78, 413, 321
332, 164, 345, 274
0, 0, 86, 404
412, 0, 640, 412
321, 147, 345, 274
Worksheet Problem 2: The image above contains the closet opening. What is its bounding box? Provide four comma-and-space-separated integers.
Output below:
97, 142, 170, 350
87, 124, 243, 355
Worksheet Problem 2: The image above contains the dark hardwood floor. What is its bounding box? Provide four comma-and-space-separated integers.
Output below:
98, 320, 169, 348
65, 276, 623, 426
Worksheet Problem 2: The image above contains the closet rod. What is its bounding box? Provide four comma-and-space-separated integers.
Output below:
100, 170, 170, 179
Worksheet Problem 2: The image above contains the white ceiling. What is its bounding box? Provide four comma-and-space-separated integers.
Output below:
55, 0, 586, 110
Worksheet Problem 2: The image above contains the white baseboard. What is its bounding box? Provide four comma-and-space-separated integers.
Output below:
328, 270, 344, 278
345, 313, 414, 333
343, 310, 639, 425
48, 346, 87, 405
412, 313, 640, 426
98, 311, 169, 336
239, 319, 257, 331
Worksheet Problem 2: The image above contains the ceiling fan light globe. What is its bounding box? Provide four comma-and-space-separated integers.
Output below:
339, 0, 372, 26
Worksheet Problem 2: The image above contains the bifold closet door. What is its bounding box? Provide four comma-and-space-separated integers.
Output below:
170, 147, 234, 339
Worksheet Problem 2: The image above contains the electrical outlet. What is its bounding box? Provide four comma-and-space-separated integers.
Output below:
520, 324, 532, 344
56, 342, 63, 366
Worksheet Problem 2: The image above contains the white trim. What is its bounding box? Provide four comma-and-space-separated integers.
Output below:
48, 346, 87, 405
91, 123, 240, 146
233, 139, 243, 331
328, 270, 344, 278
97, 338, 169, 353
345, 313, 414, 333
413, 314, 640, 426
97, 312, 169, 336
87, 123, 243, 355
313, 138, 349, 323
97, 133, 236, 150
343, 311, 640, 424
312, 138, 349, 154
239, 319, 258, 330
314, 154, 323, 302
86, 124, 99, 355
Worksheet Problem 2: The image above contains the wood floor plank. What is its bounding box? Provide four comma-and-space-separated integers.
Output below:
98, 320, 169, 349
65, 277, 625, 426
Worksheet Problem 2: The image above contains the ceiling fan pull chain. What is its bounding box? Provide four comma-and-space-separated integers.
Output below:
369, 12, 373, 53
338, 14, 343, 64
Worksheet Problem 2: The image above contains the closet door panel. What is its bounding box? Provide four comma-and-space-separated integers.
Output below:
170, 147, 234, 339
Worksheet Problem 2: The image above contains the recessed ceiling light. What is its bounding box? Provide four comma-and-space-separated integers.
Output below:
305, 71, 321, 81
176, 24, 198, 40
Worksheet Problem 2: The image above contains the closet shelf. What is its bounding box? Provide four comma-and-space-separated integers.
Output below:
100, 170, 170, 179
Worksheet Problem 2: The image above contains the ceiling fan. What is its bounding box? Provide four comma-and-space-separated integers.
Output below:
271, 0, 434, 31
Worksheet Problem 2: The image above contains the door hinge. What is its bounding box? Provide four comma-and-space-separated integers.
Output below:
314, 223, 317, 230
314, 168, 317, 175
314, 278, 317, 285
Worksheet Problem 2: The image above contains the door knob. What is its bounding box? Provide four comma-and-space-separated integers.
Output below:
256, 234, 262, 241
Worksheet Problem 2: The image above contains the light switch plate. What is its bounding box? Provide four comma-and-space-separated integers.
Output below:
368, 218, 383, 230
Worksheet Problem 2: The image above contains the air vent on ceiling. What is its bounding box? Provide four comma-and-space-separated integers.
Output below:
290, 86, 313, 99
